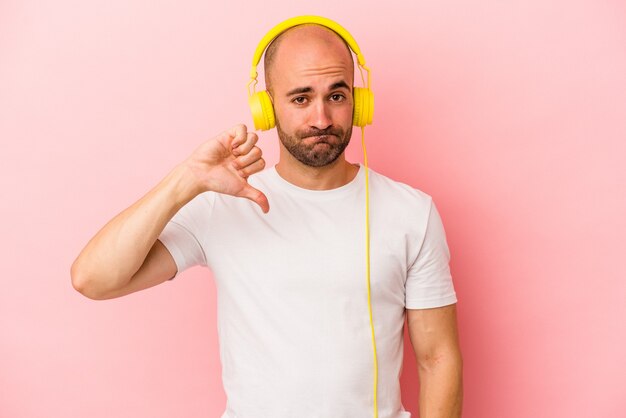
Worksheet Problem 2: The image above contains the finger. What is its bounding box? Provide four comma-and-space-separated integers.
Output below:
240, 184, 270, 213
237, 157, 265, 178
233, 132, 258, 156
232, 146, 262, 169
227, 124, 248, 149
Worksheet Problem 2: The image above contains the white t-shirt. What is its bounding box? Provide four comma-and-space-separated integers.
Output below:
158, 164, 457, 418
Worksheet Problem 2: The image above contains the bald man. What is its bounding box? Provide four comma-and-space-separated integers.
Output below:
72, 22, 462, 418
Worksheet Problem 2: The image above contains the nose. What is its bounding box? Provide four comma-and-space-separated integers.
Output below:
309, 99, 332, 130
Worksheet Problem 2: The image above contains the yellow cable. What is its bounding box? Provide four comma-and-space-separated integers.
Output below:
361, 126, 378, 418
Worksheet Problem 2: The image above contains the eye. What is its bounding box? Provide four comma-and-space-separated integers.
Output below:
330, 93, 346, 102
292, 96, 308, 105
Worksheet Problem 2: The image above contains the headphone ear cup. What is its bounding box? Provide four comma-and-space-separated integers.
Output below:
352, 87, 374, 127
249, 91, 275, 131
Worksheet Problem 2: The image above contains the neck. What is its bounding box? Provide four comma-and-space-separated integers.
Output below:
275, 148, 359, 190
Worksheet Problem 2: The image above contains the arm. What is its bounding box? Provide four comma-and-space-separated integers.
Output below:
71, 124, 268, 300
407, 304, 463, 418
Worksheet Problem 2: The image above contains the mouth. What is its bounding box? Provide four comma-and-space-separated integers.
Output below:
304, 134, 335, 144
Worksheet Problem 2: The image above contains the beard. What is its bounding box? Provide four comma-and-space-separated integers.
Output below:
276, 121, 353, 167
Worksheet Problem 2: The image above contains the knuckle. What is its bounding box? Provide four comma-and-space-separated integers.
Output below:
235, 124, 247, 137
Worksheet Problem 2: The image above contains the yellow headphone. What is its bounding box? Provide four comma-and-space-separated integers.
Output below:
247, 15, 375, 131
248, 16, 381, 418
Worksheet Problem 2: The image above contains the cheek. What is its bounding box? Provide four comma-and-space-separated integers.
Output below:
275, 104, 303, 129
336, 102, 354, 124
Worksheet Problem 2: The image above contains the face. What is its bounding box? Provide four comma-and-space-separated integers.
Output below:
268, 26, 355, 167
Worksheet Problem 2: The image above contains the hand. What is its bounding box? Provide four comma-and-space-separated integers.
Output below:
183, 124, 269, 213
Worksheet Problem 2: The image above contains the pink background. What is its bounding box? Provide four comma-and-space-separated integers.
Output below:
1, 1, 625, 417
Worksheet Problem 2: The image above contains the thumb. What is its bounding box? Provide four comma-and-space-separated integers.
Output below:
240, 184, 270, 213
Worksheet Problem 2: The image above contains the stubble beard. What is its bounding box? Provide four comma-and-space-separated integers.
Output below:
276, 121, 353, 168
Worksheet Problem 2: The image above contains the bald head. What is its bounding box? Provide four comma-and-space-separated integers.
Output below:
263, 24, 354, 93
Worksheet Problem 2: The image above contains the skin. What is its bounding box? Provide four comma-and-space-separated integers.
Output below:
408, 305, 463, 418
71, 23, 462, 417
266, 25, 359, 190
71, 124, 267, 299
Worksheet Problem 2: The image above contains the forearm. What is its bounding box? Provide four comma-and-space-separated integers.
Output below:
71, 163, 199, 294
418, 353, 463, 418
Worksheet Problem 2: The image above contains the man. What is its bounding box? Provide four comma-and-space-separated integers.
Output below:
71, 20, 462, 418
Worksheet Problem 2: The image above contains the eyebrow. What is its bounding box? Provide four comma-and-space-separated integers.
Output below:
286, 80, 351, 97
330, 80, 351, 91
286, 86, 312, 96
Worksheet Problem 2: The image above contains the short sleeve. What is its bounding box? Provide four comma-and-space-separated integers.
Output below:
405, 201, 458, 309
158, 192, 213, 279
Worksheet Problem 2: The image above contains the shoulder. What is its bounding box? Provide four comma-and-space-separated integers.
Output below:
367, 167, 433, 211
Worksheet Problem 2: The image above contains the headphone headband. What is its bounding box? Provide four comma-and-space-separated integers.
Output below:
249, 15, 366, 80
247, 15, 374, 130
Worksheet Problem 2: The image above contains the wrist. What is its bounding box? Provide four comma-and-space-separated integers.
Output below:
161, 163, 204, 208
